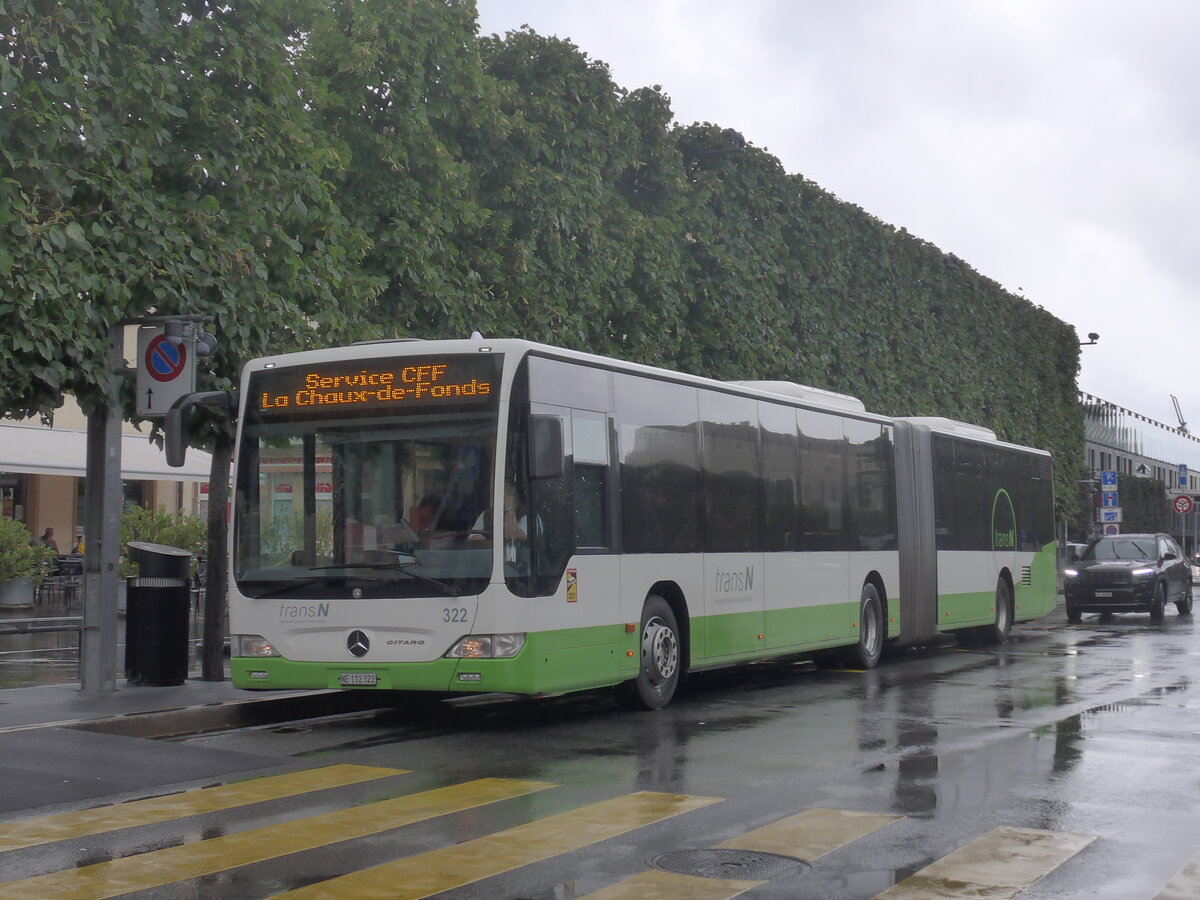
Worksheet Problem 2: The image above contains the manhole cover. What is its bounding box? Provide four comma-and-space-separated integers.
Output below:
647, 848, 811, 880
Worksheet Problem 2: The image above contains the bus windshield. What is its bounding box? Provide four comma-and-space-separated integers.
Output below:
235, 412, 497, 599
232, 348, 508, 600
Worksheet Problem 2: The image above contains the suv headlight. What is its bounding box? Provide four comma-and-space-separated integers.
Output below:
1063, 568, 1079, 578
1130, 567, 1155, 578
445, 633, 526, 659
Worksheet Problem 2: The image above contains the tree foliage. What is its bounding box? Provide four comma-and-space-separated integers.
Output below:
0, 0, 372, 426
2, 0, 1085, 521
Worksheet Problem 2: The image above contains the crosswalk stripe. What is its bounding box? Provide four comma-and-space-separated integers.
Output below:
717, 807, 903, 857
873, 825, 1095, 899
580, 807, 903, 898
0, 777, 555, 900
0, 764, 404, 854
277, 790, 723, 899
582, 869, 761, 900
1152, 850, 1200, 900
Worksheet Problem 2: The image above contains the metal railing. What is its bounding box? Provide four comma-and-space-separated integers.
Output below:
0, 616, 82, 635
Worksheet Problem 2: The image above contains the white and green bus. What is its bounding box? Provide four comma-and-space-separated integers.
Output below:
171, 336, 1058, 709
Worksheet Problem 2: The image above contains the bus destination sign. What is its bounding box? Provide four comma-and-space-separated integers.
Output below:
251, 354, 501, 418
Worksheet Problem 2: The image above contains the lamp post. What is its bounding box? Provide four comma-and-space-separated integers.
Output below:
1079, 332, 1100, 346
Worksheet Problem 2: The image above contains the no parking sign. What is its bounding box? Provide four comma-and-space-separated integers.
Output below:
135, 326, 196, 416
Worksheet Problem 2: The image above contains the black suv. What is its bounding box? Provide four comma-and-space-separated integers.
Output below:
1063, 533, 1193, 623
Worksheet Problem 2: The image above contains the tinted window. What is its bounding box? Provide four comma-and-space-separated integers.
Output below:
932, 434, 956, 550
954, 440, 988, 550
573, 410, 610, 549
798, 410, 846, 551
615, 374, 701, 553
529, 356, 611, 411
760, 402, 800, 551
846, 420, 895, 551
700, 391, 761, 552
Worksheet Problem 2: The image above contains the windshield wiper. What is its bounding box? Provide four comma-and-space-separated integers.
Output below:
310, 561, 462, 597
248, 577, 331, 600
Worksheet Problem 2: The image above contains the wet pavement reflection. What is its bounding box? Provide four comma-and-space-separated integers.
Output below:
9, 604, 1200, 898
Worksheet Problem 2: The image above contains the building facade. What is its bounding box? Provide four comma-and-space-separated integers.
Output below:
1080, 392, 1200, 548
0, 398, 212, 551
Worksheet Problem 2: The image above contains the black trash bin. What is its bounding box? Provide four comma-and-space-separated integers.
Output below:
125, 541, 192, 686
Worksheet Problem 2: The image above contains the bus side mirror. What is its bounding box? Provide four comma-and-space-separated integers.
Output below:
166, 390, 239, 466
528, 414, 564, 480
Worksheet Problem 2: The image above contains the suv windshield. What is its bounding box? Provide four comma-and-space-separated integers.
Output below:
1084, 537, 1155, 561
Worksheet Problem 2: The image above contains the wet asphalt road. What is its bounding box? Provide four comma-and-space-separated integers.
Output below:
4, 603, 1200, 899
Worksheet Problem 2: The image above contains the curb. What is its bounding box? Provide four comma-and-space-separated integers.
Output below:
63, 690, 398, 740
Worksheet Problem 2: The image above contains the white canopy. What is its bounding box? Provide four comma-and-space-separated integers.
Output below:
0, 424, 212, 482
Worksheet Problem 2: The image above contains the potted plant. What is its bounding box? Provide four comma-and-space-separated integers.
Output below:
119, 506, 208, 578
0, 517, 58, 607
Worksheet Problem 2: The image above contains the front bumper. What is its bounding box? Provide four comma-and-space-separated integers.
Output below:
1063, 580, 1155, 613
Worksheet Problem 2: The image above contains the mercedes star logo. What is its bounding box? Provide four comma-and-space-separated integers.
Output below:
347, 630, 370, 658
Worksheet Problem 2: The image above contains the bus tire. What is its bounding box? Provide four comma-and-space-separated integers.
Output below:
616, 595, 682, 710
978, 579, 1013, 645
842, 583, 884, 669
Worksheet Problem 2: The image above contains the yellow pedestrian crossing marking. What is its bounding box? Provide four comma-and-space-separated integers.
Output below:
874, 825, 1095, 899
277, 790, 722, 899
585, 869, 761, 900
719, 807, 903, 858
580, 807, 902, 899
0, 777, 555, 900
1152, 849, 1200, 900
0, 764, 404, 854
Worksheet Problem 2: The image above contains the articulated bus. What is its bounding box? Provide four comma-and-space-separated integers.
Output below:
169, 336, 1057, 709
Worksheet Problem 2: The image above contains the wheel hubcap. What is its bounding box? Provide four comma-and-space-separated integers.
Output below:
862, 603, 879, 654
642, 616, 678, 684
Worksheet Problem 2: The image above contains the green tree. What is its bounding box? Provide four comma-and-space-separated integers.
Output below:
297, 0, 506, 340
0, 0, 373, 677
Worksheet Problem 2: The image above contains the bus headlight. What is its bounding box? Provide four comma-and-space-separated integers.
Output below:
235, 635, 281, 658
445, 633, 526, 659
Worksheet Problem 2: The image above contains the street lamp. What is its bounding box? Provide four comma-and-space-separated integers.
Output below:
1079, 332, 1100, 346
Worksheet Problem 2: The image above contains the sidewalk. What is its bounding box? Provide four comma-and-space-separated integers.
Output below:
0, 605, 389, 739
0, 678, 393, 738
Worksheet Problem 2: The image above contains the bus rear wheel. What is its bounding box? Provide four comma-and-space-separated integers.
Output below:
616, 595, 682, 710
841, 583, 884, 669
979, 579, 1013, 645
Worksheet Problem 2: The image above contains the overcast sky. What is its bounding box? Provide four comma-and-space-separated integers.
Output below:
475, 0, 1198, 429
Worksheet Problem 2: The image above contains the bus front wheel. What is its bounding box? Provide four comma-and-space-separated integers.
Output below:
842, 583, 884, 669
616, 595, 682, 710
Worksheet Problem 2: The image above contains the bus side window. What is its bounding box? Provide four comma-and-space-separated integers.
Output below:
572, 410, 609, 550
